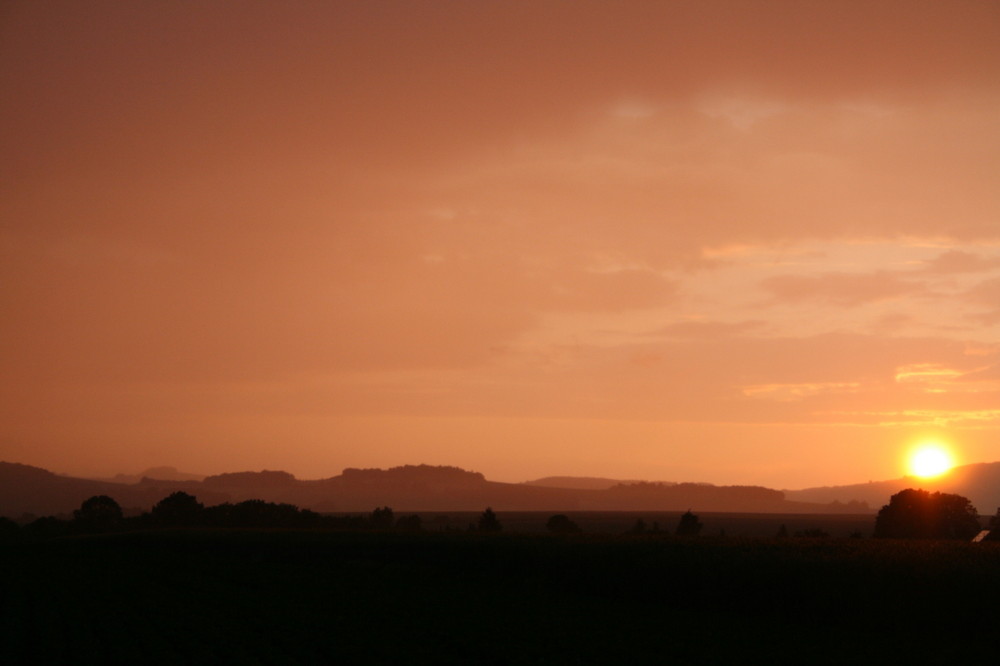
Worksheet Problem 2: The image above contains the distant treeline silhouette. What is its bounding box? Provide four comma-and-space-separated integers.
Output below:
3, 487, 994, 542
0, 493, 538, 539
0, 493, 429, 538
4, 493, 721, 540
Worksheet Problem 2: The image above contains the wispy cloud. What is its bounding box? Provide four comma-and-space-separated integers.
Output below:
760, 271, 924, 306
918, 250, 1000, 275
2, 1, 999, 485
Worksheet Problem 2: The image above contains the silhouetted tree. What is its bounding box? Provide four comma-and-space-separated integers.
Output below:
299, 508, 321, 526
150, 491, 204, 526
478, 507, 502, 532
675, 510, 703, 536
874, 488, 980, 539
371, 506, 394, 530
0, 516, 19, 539
201, 502, 233, 527
629, 518, 647, 534
546, 514, 581, 534
73, 495, 123, 532
22, 516, 70, 539
201, 499, 317, 528
775, 524, 789, 538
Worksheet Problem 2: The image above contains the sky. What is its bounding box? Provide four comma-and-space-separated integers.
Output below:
2, 1, 999, 488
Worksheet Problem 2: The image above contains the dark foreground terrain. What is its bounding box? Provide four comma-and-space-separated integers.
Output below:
423, 510, 878, 536
3, 530, 998, 664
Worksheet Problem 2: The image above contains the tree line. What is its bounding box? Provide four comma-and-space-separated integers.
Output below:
0, 493, 526, 538
2, 487, 996, 540
0, 494, 701, 539
0, 493, 418, 538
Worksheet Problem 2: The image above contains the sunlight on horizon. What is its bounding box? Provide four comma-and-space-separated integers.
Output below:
907, 442, 955, 479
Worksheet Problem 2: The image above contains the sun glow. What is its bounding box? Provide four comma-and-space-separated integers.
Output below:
908, 443, 954, 478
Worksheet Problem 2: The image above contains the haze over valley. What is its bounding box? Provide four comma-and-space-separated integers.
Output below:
5, 459, 1000, 521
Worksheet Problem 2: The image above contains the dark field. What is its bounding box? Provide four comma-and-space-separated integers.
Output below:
415, 510, 880, 537
3, 529, 998, 664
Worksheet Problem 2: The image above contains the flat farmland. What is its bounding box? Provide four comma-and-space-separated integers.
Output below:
411, 511, 880, 537
3, 529, 998, 664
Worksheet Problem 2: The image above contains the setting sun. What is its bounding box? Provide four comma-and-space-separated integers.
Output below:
908, 444, 954, 478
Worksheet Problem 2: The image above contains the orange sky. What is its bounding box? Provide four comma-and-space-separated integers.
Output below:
2, 1, 998, 488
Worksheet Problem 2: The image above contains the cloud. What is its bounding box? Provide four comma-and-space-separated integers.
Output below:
966, 277, 1000, 303
653, 320, 763, 340
697, 94, 790, 130
294, 331, 989, 426
545, 268, 677, 312
819, 409, 1000, 428
740, 382, 862, 402
760, 272, 924, 306
918, 250, 1000, 274
958, 364, 1000, 383
3, 2, 1000, 484
965, 277, 1000, 323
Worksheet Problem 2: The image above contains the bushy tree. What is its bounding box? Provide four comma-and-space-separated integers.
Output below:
202, 500, 317, 528
546, 514, 581, 534
22, 516, 70, 539
150, 492, 204, 526
874, 488, 980, 539
675, 510, 703, 536
478, 507, 502, 532
370, 506, 394, 530
73, 495, 123, 532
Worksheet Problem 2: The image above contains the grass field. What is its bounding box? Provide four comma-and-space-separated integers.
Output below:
3, 529, 998, 664
411, 510, 880, 537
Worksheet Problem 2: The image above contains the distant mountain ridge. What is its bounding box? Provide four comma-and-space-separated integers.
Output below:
784, 461, 1000, 516
4, 460, 998, 520
90, 466, 206, 485
523, 476, 655, 491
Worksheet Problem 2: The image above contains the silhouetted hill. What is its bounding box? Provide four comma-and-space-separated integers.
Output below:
784, 461, 1000, 516
0, 462, 219, 519
0, 462, 118, 518
599, 482, 830, 513
2, 461, 870, 518
91, 466, 205, 485
342, 465, 485, 484
31, 459, 999, 518
523, 476, 653, 491
0, 461, 232, 519
203, 470, 297, 487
